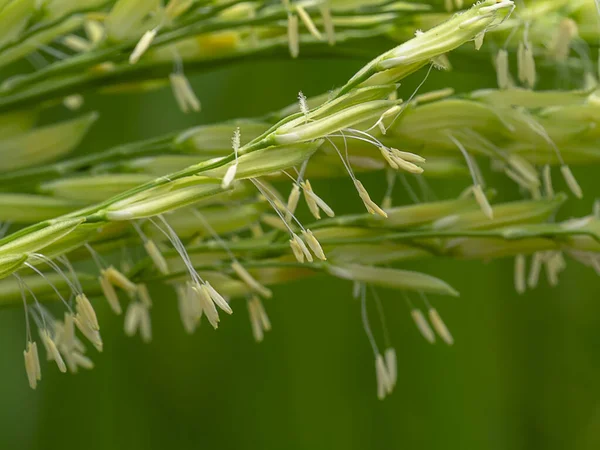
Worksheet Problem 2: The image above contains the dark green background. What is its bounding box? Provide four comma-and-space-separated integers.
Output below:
1, 48, 599, 450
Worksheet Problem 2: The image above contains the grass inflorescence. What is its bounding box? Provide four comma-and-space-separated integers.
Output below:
0, 0, 599, 397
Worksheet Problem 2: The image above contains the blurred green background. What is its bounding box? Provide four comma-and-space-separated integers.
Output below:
1, 45, 600, 450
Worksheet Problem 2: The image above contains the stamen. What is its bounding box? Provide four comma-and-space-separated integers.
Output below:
375, 353, 392, 400
473, 185, 493, 219
319, 3, 335, 45
561, 165, 583, 199
447, 133, 492, 218
74, 316, 103, 352
514, 254, 526, 294
528, 252, 543, 289
411, 308, 436, 344
285, 184, 301, 223
193, 283, 219, 329
301, 229, 326, 261
62, 312, 76, 351
495, 49, 510, 90
99, 273, 122, 315
428, 308, 454, 345
289, 236, 306, 263
354, 179, 387, 218
287, 13, 299, 58
231, 261, 272, 298
40, 329, 67, 373
130, 28, 159, 64
517, 31, 536, 88
103, 266, 138, 293
247, 296, 271, 342
205, 281, 232, 315
304, 186, 335, 218
137, 284, 153, 308
169, 72, 201, 113
144, 240, 170, 275
384, 347, 397, 389
84, 20, 104, 44
24, 341, 41, 389
301, 180, 321, 219
176, 284, 200, 334
130, 29, 158, 64
152, 215, 203, 285
64, 94, 84, 110
542, 165, 554, 198
62, 35, 92, 53
75, 293, 99, 331
125, 302, 141, 337
296, 5, 323, 40
550, 18, 578, 62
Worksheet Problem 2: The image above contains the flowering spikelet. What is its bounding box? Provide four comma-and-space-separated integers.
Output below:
411, 309, 435, 344
428, 308, 454, 345
24, 341, 41, 389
